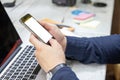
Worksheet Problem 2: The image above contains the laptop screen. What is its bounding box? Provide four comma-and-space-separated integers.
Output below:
0, 2, 22, 72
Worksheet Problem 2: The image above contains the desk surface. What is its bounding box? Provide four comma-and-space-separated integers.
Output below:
1, 0, 114, 80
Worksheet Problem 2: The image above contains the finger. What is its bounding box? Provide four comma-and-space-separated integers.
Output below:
49, 39, 62, 49
40, 22, 61, 37
38, 22, 61, 39
29, 34, 40, 47
39, 21, 57, 32
29, 34, 47, 50
38, 21, 65, 44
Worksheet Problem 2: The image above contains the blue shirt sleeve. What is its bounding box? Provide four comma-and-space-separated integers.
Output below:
65, 34, 120, 64
52, 34, 120, 80
52, 66, 79, 80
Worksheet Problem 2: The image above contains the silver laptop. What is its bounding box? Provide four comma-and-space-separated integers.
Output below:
0, 1, 41, 80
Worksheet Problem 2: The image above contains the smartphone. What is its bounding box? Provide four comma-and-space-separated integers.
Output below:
20, 14, 53, 44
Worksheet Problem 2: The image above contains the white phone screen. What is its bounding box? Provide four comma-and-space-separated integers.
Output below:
25, 17, 52, 43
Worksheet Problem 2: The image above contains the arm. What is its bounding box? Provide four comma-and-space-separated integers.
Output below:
65, 34, 120, 64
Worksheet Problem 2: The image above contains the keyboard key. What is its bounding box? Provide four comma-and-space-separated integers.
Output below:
4, 76, 10, 79
30, 74, 36, 79
6, 73, 12, 77
24, 74, 30, 78
22, 78, 28, 80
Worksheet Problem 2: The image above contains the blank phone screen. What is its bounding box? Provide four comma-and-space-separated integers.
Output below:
25, 17, 52, 43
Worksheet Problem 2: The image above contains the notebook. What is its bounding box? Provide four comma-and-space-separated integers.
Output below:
0, 1, 41, 80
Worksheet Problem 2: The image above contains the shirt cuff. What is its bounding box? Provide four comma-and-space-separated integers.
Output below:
51, 66, 79, 80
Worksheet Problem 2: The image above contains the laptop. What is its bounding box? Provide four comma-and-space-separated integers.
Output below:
0, 1, 41, 80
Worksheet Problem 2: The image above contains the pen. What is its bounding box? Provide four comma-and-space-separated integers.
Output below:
56, 24, 71, 29
56, 24, 75, 32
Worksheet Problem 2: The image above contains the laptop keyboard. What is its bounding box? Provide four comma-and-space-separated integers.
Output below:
1, 45, 41, 80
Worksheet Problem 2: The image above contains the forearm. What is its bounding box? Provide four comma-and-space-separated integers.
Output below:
65, 34, 120, 64
52, 66, 79, 80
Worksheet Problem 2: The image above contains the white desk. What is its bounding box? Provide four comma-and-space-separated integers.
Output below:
1, 0, 114, 80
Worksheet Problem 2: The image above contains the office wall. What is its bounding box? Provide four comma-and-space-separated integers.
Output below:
107, 1, 120, 80
112, 0, 120, 80
111, 0, 120, 34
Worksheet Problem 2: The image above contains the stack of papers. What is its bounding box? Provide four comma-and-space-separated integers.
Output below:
71, 10, 95, 23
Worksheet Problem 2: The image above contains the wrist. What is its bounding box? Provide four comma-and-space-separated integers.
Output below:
49, 63, 67, 75
47, 63, 67, 80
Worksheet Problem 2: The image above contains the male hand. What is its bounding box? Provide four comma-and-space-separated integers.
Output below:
30, 35, 66, 72
39, 21, 67, 51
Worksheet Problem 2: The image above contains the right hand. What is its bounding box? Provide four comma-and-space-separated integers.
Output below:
39, 21, 67, 51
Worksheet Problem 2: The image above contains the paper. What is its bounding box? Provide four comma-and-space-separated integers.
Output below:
79, 20, 100, 28
74, 13, 95, 20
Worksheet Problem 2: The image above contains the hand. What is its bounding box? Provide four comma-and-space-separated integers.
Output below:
30, 35, 66, 72
39, 21, 67, 51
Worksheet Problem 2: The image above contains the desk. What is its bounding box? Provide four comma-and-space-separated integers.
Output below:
1, 0, 114, 80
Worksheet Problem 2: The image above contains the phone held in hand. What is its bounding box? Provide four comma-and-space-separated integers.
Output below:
20, 14, 53, 44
